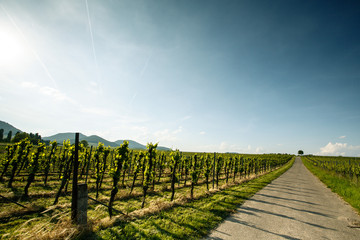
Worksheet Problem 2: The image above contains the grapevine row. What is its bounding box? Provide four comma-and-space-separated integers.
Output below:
0, 139, 292, 218
304, 155, 360, 181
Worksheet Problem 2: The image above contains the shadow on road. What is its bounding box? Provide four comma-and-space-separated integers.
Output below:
236, 209, 259, 217
256, 193, 319, 206
225, 216, 302, 240
268, 184, 320, 195
263, 187, 314, 198
239, 206, 337, 231
246, 198, 333, 218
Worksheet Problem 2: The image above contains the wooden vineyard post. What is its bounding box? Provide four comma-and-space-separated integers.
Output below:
85, 145, 93, 184
213, 152, 216, 189
77, 183, 88, 225
71, 133, 79, 223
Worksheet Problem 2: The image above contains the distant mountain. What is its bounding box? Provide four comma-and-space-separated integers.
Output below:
1, 120, 171, 150
43, 133, 118, 147
113, 140, 170, 151
0, 120, 22, 136
42, 132, 86, 143
43, 132, 171, 151
83, 135, 118, 147
157, 146, 172, 151
115, 140, 146, 149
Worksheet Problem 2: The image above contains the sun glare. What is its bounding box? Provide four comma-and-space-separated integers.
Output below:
0, 31, 27, 67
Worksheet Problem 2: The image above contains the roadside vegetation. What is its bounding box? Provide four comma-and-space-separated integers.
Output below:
302, 156, 360, 214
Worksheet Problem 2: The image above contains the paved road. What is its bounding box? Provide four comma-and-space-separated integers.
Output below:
206, 157, 360, 240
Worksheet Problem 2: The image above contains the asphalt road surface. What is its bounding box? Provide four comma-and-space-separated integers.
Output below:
206, 157, 360, 240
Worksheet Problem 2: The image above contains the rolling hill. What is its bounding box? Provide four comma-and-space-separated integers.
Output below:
1, 120, 171, 150
43, 132, 171, 150
0, 120, 22, 136
43, 132, 118, 147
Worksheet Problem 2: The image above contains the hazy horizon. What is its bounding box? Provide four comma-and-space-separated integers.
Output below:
1, 0, 359, 156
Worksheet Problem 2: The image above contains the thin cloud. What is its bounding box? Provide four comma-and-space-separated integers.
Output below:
40, 87, 73, 102
180, 116, 191, 121
21, 81, 37, 88
255, 146, 264, 153
219, 142, 228, 151
152, 126, 183, 143
153, 129, 175, 142
129, 92, 137, 106
21, 81, 74, 103
172, 126, 183, 134
81, 107, 114, 117
216, 142, 265, 154
140, 51, 152, 76
317, 142, 360, 156
339, 135, 346, 139
85, 0, 102, 94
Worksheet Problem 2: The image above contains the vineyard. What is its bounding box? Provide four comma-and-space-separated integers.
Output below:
0, 139, 292, 239
303, 155, 360, 182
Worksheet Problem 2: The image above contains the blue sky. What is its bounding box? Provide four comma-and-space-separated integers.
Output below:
1, 0, 359, 156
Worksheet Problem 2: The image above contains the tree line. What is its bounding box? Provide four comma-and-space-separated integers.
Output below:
0, 129, 49, 145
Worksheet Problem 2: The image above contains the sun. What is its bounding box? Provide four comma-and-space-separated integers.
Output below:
0, 31, 27, 67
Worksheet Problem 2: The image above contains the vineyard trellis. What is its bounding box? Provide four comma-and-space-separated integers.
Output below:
304, 155, 360, 181
0, 138, 292, 222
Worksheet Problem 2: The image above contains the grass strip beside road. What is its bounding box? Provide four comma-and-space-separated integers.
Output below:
95, 157, 295, 240
302, 157, 360, 214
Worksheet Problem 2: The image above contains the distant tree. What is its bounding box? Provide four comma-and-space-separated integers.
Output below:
298, 150, 304, 155
12, 132, 44, 145
0, 129, 3, 142
6, 131, 12, 142
12, 132, 29, 143
80, 140, 89, 148
29, 133, 42, 145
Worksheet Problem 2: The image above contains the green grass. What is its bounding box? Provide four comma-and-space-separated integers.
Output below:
302, 157, 360, 214
94, 157, 294, 240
